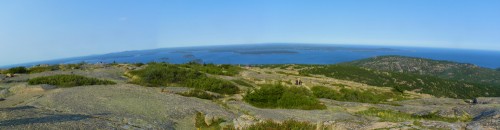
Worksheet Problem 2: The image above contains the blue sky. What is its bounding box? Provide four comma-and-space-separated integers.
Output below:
1, 0, 500, 66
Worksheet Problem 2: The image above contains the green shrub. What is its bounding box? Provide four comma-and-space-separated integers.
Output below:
246, 119, 316, 130
56, 63, 85, 70
311, 86, 404, 104
130, 64, 202, 87
184, 77, 239, 94
182, 63, 242, 76
232, 79, 253, 87
357, 108, 471, 123
244, 84, 326, 110
28, 74, 116, 87
6, 67, 28, 74
178, 89, 218, 100
28, 65, 59, 73
129, 63, 240, 94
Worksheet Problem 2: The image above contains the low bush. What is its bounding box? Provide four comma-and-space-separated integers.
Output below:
182, 63, 242, 76
6, 67, 28, 74
244, 84, 326, 110
246, 119, 316, 130
311, 86, 404, 103
178, 89, 218, 100
129, 64, 201, 87
28, 74, 116, 87
28, 65, 59, 73
129, 63, 240, 94
184, 77, 239, 94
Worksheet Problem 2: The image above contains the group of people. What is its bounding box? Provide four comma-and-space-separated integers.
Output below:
295, 79, 303, 85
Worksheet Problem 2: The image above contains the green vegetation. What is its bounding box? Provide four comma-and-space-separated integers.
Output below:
183, 76, 239, 95
129, 63, 239, 94
28, 65, 60, 73
311, 86, 404, 104
255, 64, 291, 69
60, 62, 87, 70
300, 65, 500, 98
28, 74, 116, 87
246, 119, 316, 130
343, 55, 500, 85
195, 112, 227, 130
178, 89, 218, 100
6, 66, 28, 74
232, 79, 253, 87
244, 84, 326, 110
182, 62, 242, 76
133, 63, 145, 67
357, 108, 472, 123
129, 64, 199, 86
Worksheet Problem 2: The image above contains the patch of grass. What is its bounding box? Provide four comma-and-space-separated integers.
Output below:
244, 84, 326, 110
178, 89, 218, 100
246, 119, 316, 130
183, 63, 242, 76
59, 62, 86, 70
28, 74, 116, 87
331, 83, 348, 87
5, 66, 28, 74
311, 86, 405, 104
232, 79, 253, 87
129, 63, 239, 94
357, 108, 472, 123
28, 65, 60, 73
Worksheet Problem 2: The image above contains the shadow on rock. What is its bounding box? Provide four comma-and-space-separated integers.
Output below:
0, 114, 92, 126
0, 106, 36, 111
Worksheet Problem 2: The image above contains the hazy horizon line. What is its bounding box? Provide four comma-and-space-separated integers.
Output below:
2, 42, 500, 68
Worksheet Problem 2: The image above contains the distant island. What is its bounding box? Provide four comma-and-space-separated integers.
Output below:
4, 43, 500, 69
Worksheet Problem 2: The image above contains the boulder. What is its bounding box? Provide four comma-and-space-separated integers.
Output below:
204, 114, 214, 126
6, 73, 14, 78
233, 115, 257, 130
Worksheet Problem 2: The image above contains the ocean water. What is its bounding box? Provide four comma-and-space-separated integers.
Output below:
6, 44, 500, 69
